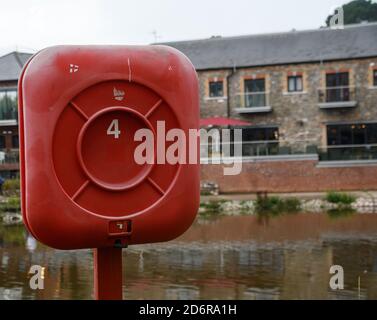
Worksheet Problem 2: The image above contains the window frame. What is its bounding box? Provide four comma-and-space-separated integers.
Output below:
240, 126, 279, 143
287, 75, 303, 92
236, 125, 279, 156
0, 87, 18, 121
326, 123, 377, 146
325, 72, 350, 102
325, 72, 349, 88
208, 80, 224, 98
243, 78, 267, 108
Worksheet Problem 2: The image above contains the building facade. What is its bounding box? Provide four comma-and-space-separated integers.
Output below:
163, 22, 377, 192
197, 57, 377, 158
0, 52, 32, 178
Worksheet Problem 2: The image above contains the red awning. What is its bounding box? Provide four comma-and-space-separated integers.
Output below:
200, 117, 250, 127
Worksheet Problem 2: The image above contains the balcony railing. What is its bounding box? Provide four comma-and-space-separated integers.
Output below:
0, 150, 19, 164
318, 86, 357, 109
201, 139, 377, 163
318, 144, 377, 161
200, 140, 318, 159
234, 92, 272, 113
0, 110, 18, 121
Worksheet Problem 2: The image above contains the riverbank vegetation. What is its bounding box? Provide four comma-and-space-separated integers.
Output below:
325, 191, 356, 207
255, 196, 301, 214
199, 191, 370, 217
2, 178, 20, 196
0, 178, 369, 221
0, 196, 21, 212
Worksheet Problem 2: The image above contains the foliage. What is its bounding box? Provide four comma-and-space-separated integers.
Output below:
325, 191, 356, 205
326, 0, 377, 26
200, 200, 226, 214
283, 198, 302, 212
255, 196, 301, 214
2, 179, 20, 196
0, 196, 21, 212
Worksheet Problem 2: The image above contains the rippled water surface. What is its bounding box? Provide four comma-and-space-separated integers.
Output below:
1, 212, 377, 299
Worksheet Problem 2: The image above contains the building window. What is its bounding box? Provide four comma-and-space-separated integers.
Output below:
0, 89, 18, 120
288, 75, 303, 92
240, 126, 279, 156
327, 123, 377, 146
325, 123, 377, 161
244, 78, 266, 107
209, 80, 224, 98
374, 70, 377, 87
325, 72, 350, 102
12, 135, 19, 148
0, 136, 5, 149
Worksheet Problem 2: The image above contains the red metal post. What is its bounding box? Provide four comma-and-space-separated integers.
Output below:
93, 247, 123, 300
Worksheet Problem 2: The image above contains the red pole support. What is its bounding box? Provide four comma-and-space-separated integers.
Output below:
93, 247, 123, 300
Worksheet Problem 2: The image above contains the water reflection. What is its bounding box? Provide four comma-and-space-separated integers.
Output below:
1, 213, 377, 299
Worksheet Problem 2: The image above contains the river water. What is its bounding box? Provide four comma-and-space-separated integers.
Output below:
1, 212, 377, 300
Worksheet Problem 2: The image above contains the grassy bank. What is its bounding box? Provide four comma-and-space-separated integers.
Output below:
0, 178, 368, 221
199, 191, 362, 217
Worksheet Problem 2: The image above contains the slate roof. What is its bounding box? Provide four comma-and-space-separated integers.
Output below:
157, 22, 377, 70
0, 51, 33, 82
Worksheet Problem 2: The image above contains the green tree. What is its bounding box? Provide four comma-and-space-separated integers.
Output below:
326, 0, 377, 26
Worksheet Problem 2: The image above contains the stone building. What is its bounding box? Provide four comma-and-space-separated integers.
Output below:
163, 22, 377, 160
162, 22, 377, 193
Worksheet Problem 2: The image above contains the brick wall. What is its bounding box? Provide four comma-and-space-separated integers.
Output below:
201, 161, 377, 193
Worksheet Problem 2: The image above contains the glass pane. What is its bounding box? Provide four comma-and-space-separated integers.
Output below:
327, 126, 338, 145
244, 79, 266, 107
339, 72, 349, 86
0, 90, 18, 120
353, 125, 366, 144
209, 82, 215, 97
241, 127, 278, 156
209, 81, 223, 97
288, 77, 295, 92
254, 79, 265, 92
367, 124, 377, 144
326, 72, 349, 87
296, 76, 303, 91
217, 83, 223, 96
374, 70, 377, 86
326, 73, 337, 87
12, 135, 19, 148
266, 128, 279, 141
0, 136, 5, 149
245, 79, 265, 92
242, 127, 278, 142
340, 125, 353, 145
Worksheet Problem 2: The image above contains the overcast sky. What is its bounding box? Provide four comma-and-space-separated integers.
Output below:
0, 0, 348, 56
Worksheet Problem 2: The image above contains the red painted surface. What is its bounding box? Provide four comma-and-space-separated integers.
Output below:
93, 248, 123, 300
19, 46, 199, 299
19, 45, 199, 250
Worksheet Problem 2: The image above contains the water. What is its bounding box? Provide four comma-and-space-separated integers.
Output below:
1, 212, 377, 300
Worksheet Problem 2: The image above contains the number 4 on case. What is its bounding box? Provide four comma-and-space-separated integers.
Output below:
107, 119, 121, 139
